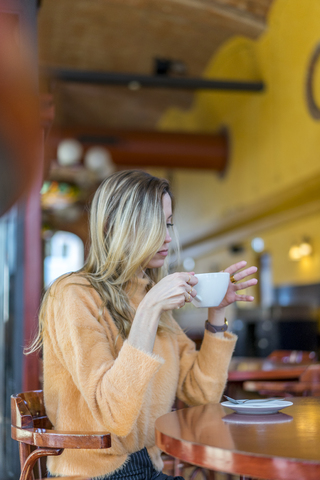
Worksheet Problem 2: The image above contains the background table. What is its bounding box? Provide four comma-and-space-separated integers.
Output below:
155, 397, 320, 480
226, 358, 311, 398
228, 357, 308, 381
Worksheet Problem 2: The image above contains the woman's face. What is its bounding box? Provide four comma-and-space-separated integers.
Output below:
146, 193, 173, 269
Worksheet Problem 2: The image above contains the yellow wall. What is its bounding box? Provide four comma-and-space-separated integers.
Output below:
158, 0, 320, 287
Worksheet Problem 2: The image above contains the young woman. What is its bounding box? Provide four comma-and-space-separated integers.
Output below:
28, 170, 257, 480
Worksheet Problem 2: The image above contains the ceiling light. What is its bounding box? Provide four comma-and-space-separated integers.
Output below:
299, 239, 312, 256
289, 244, 302, 261
57, 138, 83, 166
84, 146, 114, 179
251, 237, 265, 253
289, 238, 313, 261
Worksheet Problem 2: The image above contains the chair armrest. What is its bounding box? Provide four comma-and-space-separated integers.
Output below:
12, 425, 111, 449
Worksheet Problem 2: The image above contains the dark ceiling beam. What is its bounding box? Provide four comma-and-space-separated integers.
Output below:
44, 68, 265, 92
48, 128, 229, 171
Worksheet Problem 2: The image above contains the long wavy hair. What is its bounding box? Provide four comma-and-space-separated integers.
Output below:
26, 170, 178, 354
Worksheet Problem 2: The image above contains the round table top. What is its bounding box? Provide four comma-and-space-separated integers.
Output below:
155, 397, 320, 480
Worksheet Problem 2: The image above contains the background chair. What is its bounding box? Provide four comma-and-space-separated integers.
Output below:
11, 390, 111, 480
243, 364, 320, 397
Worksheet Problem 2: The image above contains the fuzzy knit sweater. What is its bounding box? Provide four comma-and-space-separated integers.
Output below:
43, 274, 237, 478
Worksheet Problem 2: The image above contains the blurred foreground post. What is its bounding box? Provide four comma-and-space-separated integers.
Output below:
0, 2, 43, 479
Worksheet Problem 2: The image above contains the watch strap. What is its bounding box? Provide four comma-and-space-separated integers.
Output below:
205, 318, 228, 333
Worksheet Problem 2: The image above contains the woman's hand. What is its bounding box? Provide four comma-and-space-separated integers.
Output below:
206, 261, 258, 333
211, 260, 258, 311
141, 271, 198, 313
129, 272, 198, 352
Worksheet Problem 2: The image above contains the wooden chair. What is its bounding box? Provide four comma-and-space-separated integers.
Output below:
11, 390, 111, 480
267, 349, 318, 364
243, 364, 320, 397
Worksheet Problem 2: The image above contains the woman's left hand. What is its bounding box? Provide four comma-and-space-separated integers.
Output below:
212, 260, 258, 311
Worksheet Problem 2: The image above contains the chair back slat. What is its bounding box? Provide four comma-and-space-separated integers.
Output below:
11, 395, 34, 430
19, 391, 46, 419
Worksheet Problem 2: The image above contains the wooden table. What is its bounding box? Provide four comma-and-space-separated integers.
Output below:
155, 397, 320, 480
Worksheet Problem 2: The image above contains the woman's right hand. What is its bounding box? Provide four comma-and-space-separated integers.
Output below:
141, 272, 198, 313
129, 272, 197, 352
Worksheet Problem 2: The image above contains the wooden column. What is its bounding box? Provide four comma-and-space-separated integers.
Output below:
22, 156, 43, 391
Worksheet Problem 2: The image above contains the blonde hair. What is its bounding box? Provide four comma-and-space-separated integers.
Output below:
26, 170, 178, 354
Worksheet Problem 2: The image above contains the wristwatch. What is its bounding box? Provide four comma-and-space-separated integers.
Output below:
205, 318, 228, 334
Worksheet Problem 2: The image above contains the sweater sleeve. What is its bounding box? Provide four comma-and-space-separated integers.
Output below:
45, 277, 164, 437
175, 322, 237, 406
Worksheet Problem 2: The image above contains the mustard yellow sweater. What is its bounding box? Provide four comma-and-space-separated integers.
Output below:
43, 274, 237, 478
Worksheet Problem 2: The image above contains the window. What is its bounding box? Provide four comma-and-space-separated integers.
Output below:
44, 231, 84, 288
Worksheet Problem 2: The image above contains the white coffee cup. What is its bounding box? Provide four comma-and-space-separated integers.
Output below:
192, 272, 230, 308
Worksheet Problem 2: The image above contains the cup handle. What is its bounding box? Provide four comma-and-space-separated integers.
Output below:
194, 295, 202, 302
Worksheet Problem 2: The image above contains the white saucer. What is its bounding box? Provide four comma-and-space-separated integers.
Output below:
221, 400, 293, 415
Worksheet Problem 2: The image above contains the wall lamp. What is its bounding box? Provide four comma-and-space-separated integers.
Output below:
288, 238, 313, 261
